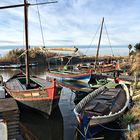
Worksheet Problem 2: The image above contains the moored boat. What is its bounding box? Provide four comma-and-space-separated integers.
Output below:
4, 72, 62, 116
0, 64, 21, 69
74, 82, 130, 127
46, 70, 92, 83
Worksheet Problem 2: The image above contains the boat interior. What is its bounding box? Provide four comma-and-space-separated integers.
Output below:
5, 76, 52, 90
83, 86, 126, 117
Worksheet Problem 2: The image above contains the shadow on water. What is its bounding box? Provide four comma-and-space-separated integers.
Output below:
74, 121, 124, 140
20, 107, 64, 140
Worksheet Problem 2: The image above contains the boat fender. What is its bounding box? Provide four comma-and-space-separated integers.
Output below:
114, 77, 120, 83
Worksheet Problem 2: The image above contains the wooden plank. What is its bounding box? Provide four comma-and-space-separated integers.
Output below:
0, 112, 19, 116
5, 79, 23, 90
8, 131, 20, 137
8, 128, 20, 133
31, 77, 51, 87
7, 124, 19, 129
0, 98, 18, 113
7, 121, 19, 126
0, 98, 20, 139
0, 114, 19, 118
3, 118, 20, 122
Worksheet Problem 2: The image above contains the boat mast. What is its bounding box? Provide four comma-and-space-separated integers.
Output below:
24, 0, 30, 86
95, 17, 104, 64
0, 1, 57, 86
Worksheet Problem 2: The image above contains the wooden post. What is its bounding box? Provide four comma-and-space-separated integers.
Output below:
24, 0, 30, 86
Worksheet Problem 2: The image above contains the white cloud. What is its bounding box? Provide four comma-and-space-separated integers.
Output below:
0, 0, 140, 48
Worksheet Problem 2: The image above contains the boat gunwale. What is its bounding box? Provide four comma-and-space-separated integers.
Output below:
46, 70, 92, 78
73, 83, 130, 124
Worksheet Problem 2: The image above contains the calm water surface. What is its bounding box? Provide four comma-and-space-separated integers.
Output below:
0, 66, 123, 140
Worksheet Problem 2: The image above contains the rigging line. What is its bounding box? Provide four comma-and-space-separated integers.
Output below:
17, 50, 27, 59
74, 126, 86, 139
104, 23, 114, 56
36, 0, 46, 47
65, 52, 77, 66
35, 0, 51, 69
84, 24, 101, 55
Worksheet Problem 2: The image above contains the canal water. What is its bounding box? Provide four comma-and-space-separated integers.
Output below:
0, 66, 123, 140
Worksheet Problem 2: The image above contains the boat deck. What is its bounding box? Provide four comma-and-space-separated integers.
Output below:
0, 98, 20, 139
50, 70, 86, 75
31, 77, 51, 88
5, 79, 24, 90
5, 77, 52, 91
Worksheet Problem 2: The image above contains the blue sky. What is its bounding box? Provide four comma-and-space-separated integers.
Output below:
0, 0, 140, 47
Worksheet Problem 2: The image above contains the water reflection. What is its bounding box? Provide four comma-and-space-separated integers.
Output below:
20, 107, 63, 140
0, 66, 48, 81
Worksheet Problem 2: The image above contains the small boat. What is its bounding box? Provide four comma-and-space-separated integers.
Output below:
74, 82, 130, 127
4, 72, 62, 116
0, 64, 21, 69
89, 73, 108, 88
46, 70, 92, 83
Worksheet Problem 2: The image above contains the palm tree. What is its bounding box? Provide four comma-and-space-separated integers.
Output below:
131, 43, 140, 88
134, 43, 140, 50
128, 44, 132, 56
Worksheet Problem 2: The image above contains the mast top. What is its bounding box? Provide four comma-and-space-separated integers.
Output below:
95, 17, 104, 64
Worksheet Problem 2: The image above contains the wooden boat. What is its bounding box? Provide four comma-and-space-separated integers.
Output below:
1, 1, 62, 116
89, 73, 108, 88
77, 18, 120, 74
73, 82, 130, 126
45, 46, 91, 83
77, 63, 117, 73
4, 73, 62, 115
0, 64, 21, 69
46, 70, 92, 83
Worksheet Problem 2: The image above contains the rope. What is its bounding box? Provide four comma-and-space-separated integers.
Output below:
74, 125, 86, 139
74, 122, 130, 140
97, 123, 128, 131
65, 52, 77, 67
17, 50, 27, 59
36, 0, 45, 47
85, 24, 101, 55
104, 23, 114, 57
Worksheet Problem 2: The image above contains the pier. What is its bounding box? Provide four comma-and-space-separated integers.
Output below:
0, 98, 21, 139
